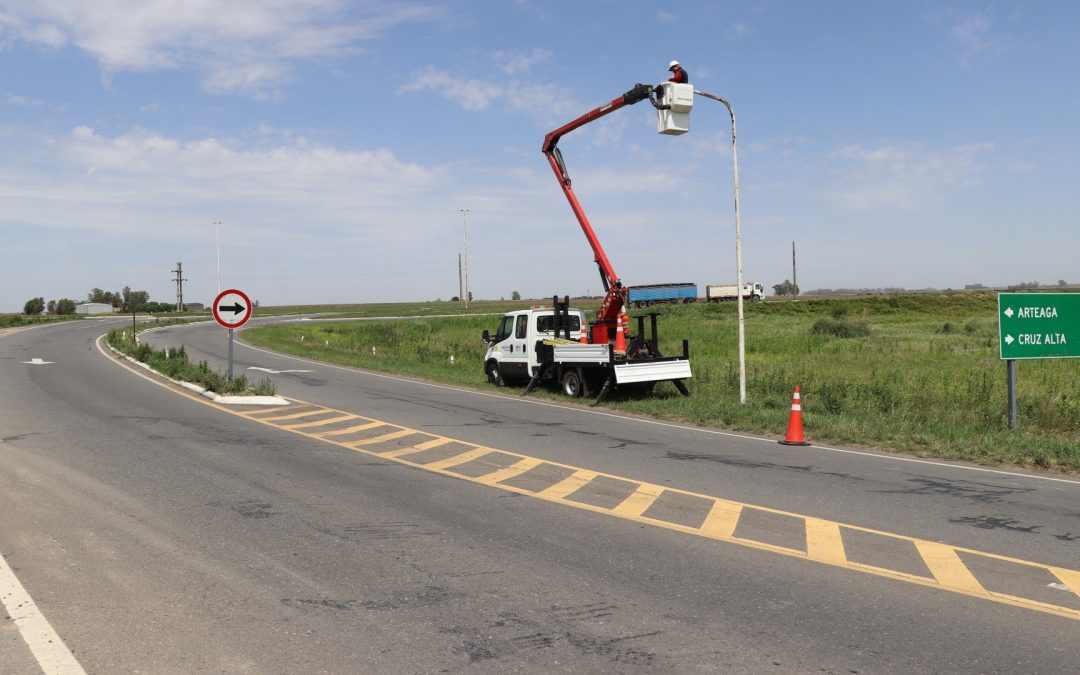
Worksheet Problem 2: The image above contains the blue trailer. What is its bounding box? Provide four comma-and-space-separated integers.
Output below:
627, 282, 698, 308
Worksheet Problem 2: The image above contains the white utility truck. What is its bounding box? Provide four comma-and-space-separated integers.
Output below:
483, 299, 691, 403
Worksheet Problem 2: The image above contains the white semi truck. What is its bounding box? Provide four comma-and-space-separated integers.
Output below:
706, 282, 765, 303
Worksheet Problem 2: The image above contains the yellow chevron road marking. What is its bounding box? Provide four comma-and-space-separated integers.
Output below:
258, 409, 333, 423
351, 429, 416, 446
915, 541, 987, 595
699, 500, 743, 540
315, 421, 384, 437
805, 518, 847, 566
422, 447, 494, 471
221, 397, 1080, 623
283, 414, 358, 430
610, 483, 665, 518
1051, 567, 1080, 601
536, 470, 598, 500
473, 457, 543, 485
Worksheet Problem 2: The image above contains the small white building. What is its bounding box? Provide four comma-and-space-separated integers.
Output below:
75, 302, 114, 315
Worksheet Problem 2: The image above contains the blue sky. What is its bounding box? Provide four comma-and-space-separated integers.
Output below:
2, 1, 1077, 311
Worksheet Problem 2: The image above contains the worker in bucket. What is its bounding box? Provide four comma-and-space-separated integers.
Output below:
668, 60, 688, 83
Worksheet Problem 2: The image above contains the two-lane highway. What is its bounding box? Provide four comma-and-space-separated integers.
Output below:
1, 318, 1078, 673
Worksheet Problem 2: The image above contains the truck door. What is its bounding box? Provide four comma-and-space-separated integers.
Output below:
500, 313, 531, 379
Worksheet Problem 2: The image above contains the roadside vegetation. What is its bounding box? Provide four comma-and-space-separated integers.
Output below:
108, 327, 275, 396
243, 291, 1079, 472
1, 313, 81, 329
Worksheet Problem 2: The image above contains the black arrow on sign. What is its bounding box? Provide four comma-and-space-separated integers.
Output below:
218, 302, 246, 315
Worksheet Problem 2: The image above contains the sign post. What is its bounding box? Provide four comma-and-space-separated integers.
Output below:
997, 292, 1080, 430
212, 288, 253, 381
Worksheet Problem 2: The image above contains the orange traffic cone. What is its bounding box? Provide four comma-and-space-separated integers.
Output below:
579, 321, 589, 343
779, 386, 811, 446
614, 313, 628, 353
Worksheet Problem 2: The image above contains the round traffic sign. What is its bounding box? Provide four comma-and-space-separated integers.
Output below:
212, 288, 252, 329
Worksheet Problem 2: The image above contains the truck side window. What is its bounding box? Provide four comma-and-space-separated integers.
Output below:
495, 316, 513, 342
515, 315, 528, 339
536, 315, 581, 333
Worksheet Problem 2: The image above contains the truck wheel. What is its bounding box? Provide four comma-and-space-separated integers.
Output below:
486, 360, 504, 387
751, 295, 763, 303
561, 369, 584, 398
635, 301, 645, 309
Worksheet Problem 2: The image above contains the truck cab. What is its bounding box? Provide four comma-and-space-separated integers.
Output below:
483, 307, 587, 385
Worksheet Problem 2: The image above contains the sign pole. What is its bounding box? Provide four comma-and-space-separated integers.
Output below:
228, 328, 235, 382
1006, 359, 1017, 430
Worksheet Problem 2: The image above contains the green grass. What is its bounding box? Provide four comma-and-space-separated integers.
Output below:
242, 291, 1080, 472
0, 314, 81, 328
108, 327, 275, 396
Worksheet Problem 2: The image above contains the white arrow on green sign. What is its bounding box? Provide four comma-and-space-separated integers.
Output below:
997, 292, 1080, 360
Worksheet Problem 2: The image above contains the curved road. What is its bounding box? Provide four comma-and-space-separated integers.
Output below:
1, 317, 1077, 673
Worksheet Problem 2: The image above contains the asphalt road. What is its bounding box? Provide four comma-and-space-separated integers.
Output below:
1, 317, 1078, 673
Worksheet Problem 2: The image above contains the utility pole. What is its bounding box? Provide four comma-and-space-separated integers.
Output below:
459, 209, 470, 309
792, 241, 798, 299
172, 262, 188, 311
458, 253, 464, 307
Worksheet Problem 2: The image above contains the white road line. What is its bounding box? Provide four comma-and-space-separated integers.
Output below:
0, 552, 86, 674
235, 338, 1080, 487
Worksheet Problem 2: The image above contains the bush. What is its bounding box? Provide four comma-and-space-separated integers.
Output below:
810, 317, 871, 338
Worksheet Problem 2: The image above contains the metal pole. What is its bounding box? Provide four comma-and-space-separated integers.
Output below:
214, 221, 222, 295
695, 89, 747, 404
1007, 359, 1017, 430
228, 328, 234, 382
792, 241, 797, 299
460, 208, 470, 309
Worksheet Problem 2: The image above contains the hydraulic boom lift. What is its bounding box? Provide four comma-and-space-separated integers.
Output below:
481, 80, 693, 404
542, 83, 657, 345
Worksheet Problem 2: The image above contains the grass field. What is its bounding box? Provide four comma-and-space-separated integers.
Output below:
243, 292, 1080, 472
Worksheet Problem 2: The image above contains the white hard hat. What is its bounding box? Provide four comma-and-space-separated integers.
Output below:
668, 60, 680, 70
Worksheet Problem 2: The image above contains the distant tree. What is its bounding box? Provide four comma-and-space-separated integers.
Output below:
964, 283, 987, 290
1059, 279, 1068, 287
121, 286, 150, 312
55, 298, 76, 315
511, 290, 521, 301
451, 296, 460, 302
47, 299, 57, 314
772, 280, 799, 297
23, 297, 45, 315
468, 291, 473, 302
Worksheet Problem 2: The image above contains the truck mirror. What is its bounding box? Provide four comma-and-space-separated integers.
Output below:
482, 329, 491, 344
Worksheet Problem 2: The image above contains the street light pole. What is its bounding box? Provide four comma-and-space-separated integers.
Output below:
213, 220, 222, 295
694, 89, 747, 404
459, 208, 470, 309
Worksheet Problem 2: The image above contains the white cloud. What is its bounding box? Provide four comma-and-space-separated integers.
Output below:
397, 66, 500, 111
5, 93, 44, 108
825, 141, 992, 210
0, 0, 437, 95
491, 48, 552, 75
397, 66, 582, 124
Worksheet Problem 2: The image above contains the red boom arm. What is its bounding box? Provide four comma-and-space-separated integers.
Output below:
542, 83, 654, 341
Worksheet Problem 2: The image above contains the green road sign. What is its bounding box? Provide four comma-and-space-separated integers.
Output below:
998, 292, 1080, 360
